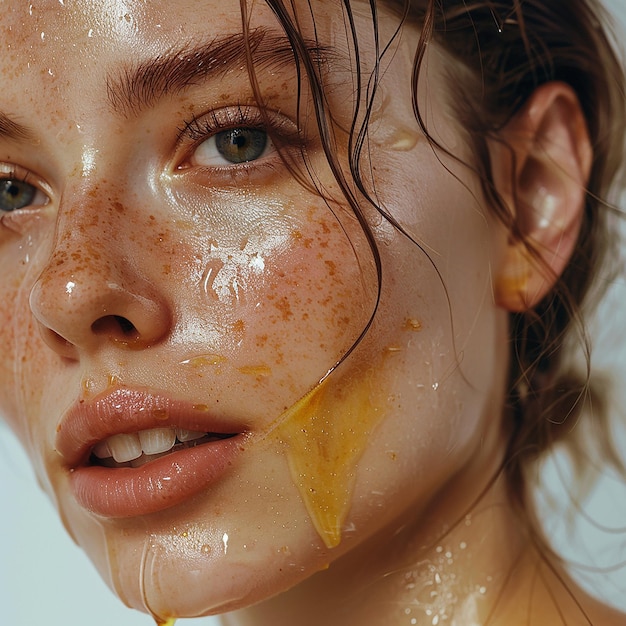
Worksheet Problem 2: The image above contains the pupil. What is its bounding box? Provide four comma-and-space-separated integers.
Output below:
215, 128, 267, 164
0, 179, 36, 212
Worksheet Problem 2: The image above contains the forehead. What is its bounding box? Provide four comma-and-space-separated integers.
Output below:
1, 0, 337, 64
0, 0, 342, 120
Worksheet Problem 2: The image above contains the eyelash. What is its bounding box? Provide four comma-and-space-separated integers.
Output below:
176, 104, 306, 179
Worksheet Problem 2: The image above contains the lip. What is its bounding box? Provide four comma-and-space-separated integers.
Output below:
57, 387, 246, 518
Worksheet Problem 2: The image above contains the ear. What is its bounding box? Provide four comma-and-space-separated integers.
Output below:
490, 82, 592, 312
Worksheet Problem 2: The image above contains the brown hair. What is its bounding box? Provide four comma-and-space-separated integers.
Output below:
255, 0, 626, 506
408, 0, 626, 509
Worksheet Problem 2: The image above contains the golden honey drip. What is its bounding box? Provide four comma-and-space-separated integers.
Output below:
155, 619, 176, 626
271, 362, 385, 548
237, 364, 272, 377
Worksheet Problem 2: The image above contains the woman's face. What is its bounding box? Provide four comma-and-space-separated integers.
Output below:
0, 0, 510, 619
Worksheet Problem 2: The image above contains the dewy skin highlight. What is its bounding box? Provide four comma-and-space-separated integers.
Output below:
2, 0, 626, 624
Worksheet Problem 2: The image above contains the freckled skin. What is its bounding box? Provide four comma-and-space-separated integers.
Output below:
0, 0, 525, 623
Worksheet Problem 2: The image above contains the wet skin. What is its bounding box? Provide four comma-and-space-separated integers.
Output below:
0, 0, 514, 621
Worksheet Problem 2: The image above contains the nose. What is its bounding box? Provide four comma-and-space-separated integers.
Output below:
29, 205, 172, 360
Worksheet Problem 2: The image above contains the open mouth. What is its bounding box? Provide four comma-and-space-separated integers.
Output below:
58, 388, 246, 517
91, 428, 238, 468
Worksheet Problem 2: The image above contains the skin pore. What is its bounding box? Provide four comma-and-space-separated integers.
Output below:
0, 0, 624, 624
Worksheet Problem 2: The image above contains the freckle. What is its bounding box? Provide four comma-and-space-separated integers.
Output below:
112, 201, 124, 213
232, 319, 245, 334
324, 260, 336, 276
404, 318, 422, 332
274, 297, 294, 321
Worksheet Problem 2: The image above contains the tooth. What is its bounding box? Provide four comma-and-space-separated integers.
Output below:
138, 428, 177, 455
93, 440, 112, 459
176, 428, 207, 442
107, 433, 142, 463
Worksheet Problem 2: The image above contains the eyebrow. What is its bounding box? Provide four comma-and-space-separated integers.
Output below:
0, 112, 35, 142
106, 27, 332, 117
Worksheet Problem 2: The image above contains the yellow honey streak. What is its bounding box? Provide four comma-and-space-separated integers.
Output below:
271, 363, 385, 548
155, 619, 176, 626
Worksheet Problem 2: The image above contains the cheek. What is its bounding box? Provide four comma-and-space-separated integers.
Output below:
0, 226, 48, 437
161, 191, 378, 424
0, 220, 72, 499
245, 209, 374, 383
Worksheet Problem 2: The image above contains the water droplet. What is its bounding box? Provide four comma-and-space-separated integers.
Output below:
404, 318, 422, 332
180, 354, 227, 368
390, 129, 419, 151
107, 373, 121, 387
202, 258, 225, 300
201, 544, 212, 555
237, 364, 272, 377
152, 409, 169, 421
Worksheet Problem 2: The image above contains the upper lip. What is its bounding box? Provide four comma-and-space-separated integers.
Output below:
56, 387, 244, 468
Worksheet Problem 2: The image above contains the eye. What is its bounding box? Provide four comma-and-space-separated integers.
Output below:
0, 177, 48, 212
192, 127, 270, 166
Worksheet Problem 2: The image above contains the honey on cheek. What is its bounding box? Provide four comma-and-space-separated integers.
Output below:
270, 358, 386, 548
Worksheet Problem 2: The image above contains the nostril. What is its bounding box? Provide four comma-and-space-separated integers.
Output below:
116, 315, 136, 336
91, 315, 139, 341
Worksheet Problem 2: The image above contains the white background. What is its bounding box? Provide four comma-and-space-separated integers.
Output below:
2, 2, 626, 624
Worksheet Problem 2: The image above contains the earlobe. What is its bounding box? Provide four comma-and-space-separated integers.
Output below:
490, 82, 592, 312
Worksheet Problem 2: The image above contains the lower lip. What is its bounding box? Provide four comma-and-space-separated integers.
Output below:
69, 436, 244, 517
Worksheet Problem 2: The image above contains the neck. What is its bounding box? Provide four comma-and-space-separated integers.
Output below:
220, 463, 607, 626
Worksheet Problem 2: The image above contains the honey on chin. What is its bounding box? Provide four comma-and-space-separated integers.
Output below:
271, 360, 385, 548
